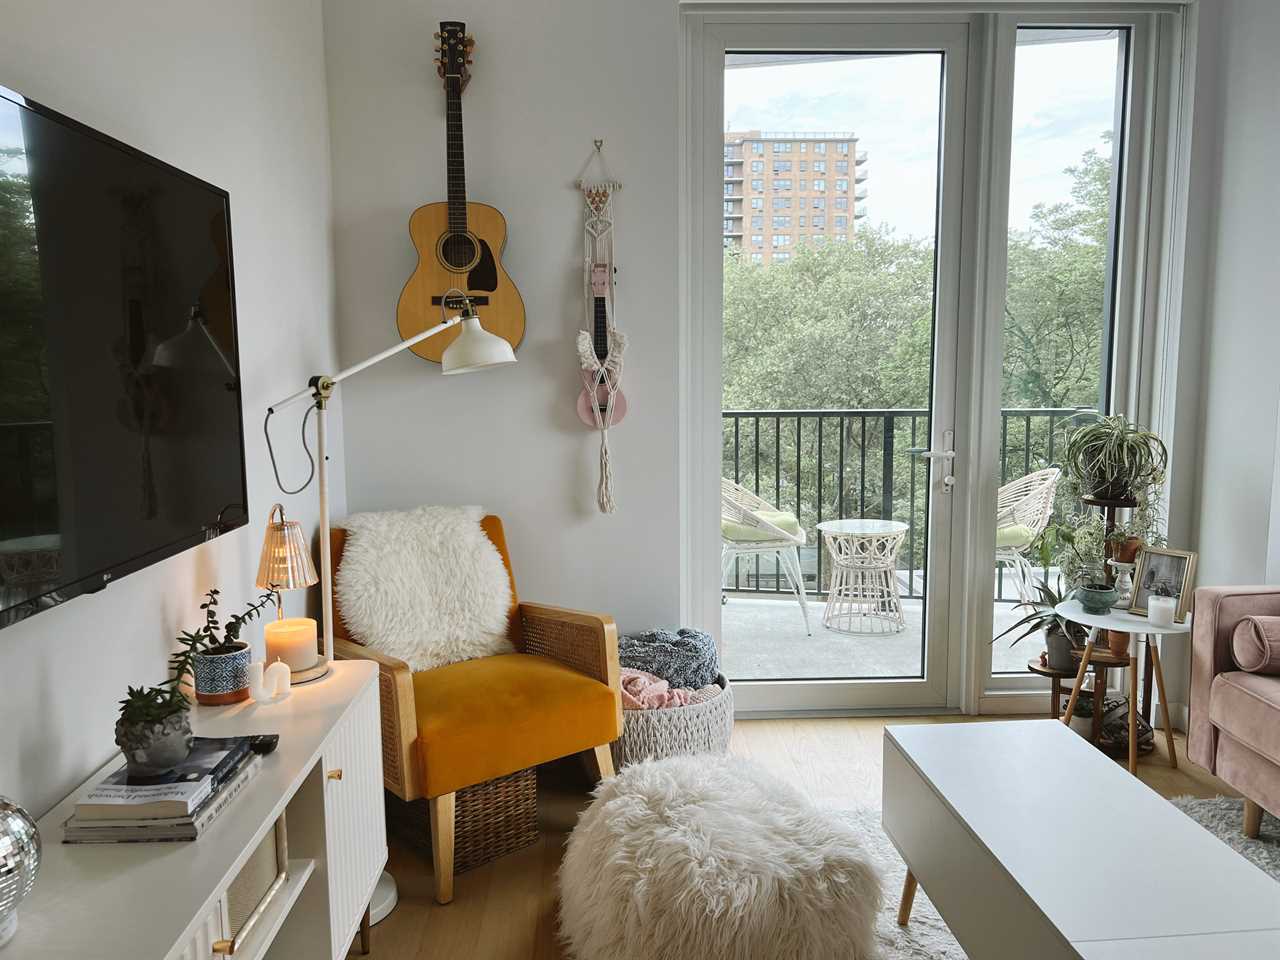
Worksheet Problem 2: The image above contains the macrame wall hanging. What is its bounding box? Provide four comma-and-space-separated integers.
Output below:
575, 141, 627, 514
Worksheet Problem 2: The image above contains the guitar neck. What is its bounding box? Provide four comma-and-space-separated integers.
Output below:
593, 296, 609, 363
445, 79, 467, 234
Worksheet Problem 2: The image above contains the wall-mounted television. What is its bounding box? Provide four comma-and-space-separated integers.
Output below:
0, 86, 248, 628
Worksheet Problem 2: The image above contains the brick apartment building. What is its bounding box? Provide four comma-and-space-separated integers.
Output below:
723, 130, 868, 265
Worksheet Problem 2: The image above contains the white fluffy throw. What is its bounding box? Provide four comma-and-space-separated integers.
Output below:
334, 505, 513, 671
559, 755, 884, 960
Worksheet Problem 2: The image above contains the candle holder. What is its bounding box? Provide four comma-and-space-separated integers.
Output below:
256, 504, 329, 685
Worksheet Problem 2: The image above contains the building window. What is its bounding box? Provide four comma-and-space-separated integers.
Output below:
812, 234, 827, 245
750, 252, 763, 263
751, 160, 764, 173
812, 215, 825, 228
836, 179, 848, 192
772, 234, 792, 247
724, 164, 735, 178
724, 201, 734, 215
813, 160, 826, 173
771, 215, 791, 228
774, 251, 791, 262
751, 179, 764, 192
750, 214, 764, 228
773, 160, 792, 174
798, 215, 807, 227
837, 142, 850, 154
835, 160, 849, 174
723, 237, 734, 248
774, 141, 792, 153
814, 142, 826, 155
725, 184, 735, 197
799, 161, 807, 172
775, 179, 792, 192
772, 197, 792, 210
750, 197, 764, 210
751, 234, 764, 247
750, 141, 763, 154
723, 220, 733, 233
834, 234, 847, 243
813, 197, 826, 210
835, 216, 848, 229
814, 179, 826, 192
723, 145, 734, 159
834, 197, 849, 210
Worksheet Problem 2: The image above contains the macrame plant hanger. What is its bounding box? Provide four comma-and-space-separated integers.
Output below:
575, 140, 627, 514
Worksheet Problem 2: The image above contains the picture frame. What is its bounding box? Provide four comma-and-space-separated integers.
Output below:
1129, 547, 1197, 622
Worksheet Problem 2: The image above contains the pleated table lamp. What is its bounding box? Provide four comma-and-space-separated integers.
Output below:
256, 503, 325, 683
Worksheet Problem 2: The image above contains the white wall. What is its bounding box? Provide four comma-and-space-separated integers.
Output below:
1188, 0, 1280, 586
0, 0, 345, 817
323, 0, 681, 629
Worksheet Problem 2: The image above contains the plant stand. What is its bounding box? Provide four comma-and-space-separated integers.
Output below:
1080, 495, 1137, 586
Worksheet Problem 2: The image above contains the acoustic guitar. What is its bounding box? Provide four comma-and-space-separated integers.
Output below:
397, 21, 525, 363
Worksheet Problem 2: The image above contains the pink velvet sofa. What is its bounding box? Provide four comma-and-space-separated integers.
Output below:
1188, 585, 1280, 837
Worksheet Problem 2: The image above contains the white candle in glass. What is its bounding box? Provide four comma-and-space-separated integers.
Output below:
1149, 595, 1177, 627
264, 617, 319, 672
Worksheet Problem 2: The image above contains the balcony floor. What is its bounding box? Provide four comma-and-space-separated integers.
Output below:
722, 595, 1031, 680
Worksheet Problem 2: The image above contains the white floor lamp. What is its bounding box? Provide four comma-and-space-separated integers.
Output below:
265, 293, 515, 923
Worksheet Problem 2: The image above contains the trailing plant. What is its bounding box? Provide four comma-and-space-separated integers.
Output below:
993, 577, 1088, 648
1064, 414, 1167, 503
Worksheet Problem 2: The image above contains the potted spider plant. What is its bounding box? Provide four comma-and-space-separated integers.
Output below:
993, 577, 1088, 672
1064, 414, 1168, 504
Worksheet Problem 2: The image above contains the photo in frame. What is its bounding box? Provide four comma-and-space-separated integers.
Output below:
1129, 547, 1197, 622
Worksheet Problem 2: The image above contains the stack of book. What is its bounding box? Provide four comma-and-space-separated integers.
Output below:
64, 736, 262, 843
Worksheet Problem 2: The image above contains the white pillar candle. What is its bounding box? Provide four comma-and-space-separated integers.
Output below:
264, 659, 291, 699
264, 617, 319, 672
247, 661, 268, 702
1149, 595, 1177, 627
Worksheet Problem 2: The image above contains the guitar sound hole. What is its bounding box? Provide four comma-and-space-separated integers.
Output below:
441, 233, 478, 270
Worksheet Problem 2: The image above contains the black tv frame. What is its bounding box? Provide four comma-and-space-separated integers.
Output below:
0, 84, 249, 627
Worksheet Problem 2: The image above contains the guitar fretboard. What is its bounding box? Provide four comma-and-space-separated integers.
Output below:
445, 78, 467, 235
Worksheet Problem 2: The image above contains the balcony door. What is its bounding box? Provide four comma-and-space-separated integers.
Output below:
694, 21, 974, 712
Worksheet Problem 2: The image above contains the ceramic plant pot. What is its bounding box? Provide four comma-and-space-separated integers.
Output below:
193, 641, 252, 705
1106, 629, 1131, 657
114, 711, 193, 778
1076, 583, 1119, 615
1044, 627, 1077, 673
1113, 537, 1143, 564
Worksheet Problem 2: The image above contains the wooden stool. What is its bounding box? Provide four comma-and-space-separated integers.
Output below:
1026, 659, 1076, 720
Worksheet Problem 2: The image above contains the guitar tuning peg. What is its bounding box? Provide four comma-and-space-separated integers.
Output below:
433, 31, 441, 39
465, 58, 473, 65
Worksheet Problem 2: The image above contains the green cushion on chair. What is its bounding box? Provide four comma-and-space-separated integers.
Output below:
722, 509, 803, 543
996, 523, 1035, 549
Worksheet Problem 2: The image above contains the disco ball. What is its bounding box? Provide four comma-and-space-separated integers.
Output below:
0, 796, 40, 948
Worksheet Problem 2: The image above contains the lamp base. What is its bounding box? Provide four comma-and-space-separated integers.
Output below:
290, 657, 332, 685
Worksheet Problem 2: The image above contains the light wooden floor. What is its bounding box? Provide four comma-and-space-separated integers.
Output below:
357, 716, 1234, 959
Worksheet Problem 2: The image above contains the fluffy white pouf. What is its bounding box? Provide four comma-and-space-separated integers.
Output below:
559, 754, 883, 960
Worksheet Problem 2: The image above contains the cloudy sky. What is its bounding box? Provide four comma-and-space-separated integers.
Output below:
725, 31, 1122, 240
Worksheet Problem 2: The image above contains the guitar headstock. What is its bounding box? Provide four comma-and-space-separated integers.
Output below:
434, 21, 474, 92
590, 263, 610, 298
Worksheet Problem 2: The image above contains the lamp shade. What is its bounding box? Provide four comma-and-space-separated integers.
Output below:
441, 316, 517, 375
255, 503, 318, 592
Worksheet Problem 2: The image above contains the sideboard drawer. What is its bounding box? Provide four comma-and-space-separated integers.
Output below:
322, 676, 387, 958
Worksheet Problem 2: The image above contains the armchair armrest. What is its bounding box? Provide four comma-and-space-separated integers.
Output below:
1189, 586, 1280, 772
516, 603, 622, 729
334, 637, 422, 801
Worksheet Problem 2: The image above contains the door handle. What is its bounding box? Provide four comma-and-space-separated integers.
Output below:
910, 429, 957, 493
909, 449, 956, 460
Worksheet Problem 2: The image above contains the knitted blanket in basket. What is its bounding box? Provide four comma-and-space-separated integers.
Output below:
619, 628, 718, 690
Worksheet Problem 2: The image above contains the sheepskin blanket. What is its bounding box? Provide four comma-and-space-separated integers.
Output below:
619, 628, 719, 689
559, 755, 883, 960
334, 505, 513, 671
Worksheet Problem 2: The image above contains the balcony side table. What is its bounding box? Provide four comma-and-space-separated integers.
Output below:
1054, 598, 1191, 775
817, 519, 910, 634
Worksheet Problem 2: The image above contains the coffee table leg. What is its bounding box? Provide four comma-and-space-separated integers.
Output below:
1149, 638, 1178, 769
898, 870, 918, 926
1062, 628, 1097, 725
1128, 638, 1139, 774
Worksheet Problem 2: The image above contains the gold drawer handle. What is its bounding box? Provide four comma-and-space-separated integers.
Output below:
327, 769, 343, 781
212, 939, 234, 955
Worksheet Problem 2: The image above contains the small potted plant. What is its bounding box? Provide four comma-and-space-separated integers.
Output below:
174, 588, 277, 705
1064, 414, 1167, 503
114, 684, 193, 779
993, 577, 1087, 672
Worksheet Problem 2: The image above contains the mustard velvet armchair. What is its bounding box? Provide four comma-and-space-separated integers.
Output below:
331, 515, 622, 904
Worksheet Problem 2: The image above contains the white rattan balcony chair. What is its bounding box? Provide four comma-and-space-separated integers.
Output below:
721, 478, 812, 636
995, 467, 1061, 604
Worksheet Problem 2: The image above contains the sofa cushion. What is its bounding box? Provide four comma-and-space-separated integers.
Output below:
1233, 616, 1280, 674
1208, 671, 1280, 770
413, 652, 620, 798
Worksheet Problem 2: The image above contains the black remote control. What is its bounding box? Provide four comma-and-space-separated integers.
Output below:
249, 734, 279, 755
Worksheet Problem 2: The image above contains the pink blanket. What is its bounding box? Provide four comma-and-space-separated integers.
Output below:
620, 668, 693, 710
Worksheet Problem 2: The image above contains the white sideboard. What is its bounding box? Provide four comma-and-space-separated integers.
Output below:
17, 660, 387, 960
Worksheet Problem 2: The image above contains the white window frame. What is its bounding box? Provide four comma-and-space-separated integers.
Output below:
677, 3, 1197, 717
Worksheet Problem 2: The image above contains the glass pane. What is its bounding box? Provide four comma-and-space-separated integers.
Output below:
720, 52, 942, 681
991, 28, 1127, 675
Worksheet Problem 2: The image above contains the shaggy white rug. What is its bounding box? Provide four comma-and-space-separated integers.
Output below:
559, 755, 883, 960
334, 505, 513, 671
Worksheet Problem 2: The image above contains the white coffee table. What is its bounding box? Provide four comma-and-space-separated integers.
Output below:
884, 720, 1280, 958
816, 519, 909, 634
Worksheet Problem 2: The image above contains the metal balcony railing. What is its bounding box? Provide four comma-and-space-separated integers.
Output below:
722, 406, 1091, 600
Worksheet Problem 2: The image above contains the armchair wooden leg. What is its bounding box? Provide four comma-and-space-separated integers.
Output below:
584, 743, 616, 783
429, 793, 456, 905
1244, 798, 1264, 839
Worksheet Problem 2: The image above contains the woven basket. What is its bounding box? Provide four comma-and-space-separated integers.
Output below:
385, 766, 538, 874
611, 674, 734, 768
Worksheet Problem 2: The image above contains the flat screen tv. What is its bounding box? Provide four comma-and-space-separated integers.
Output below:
0, 86, 248, 628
